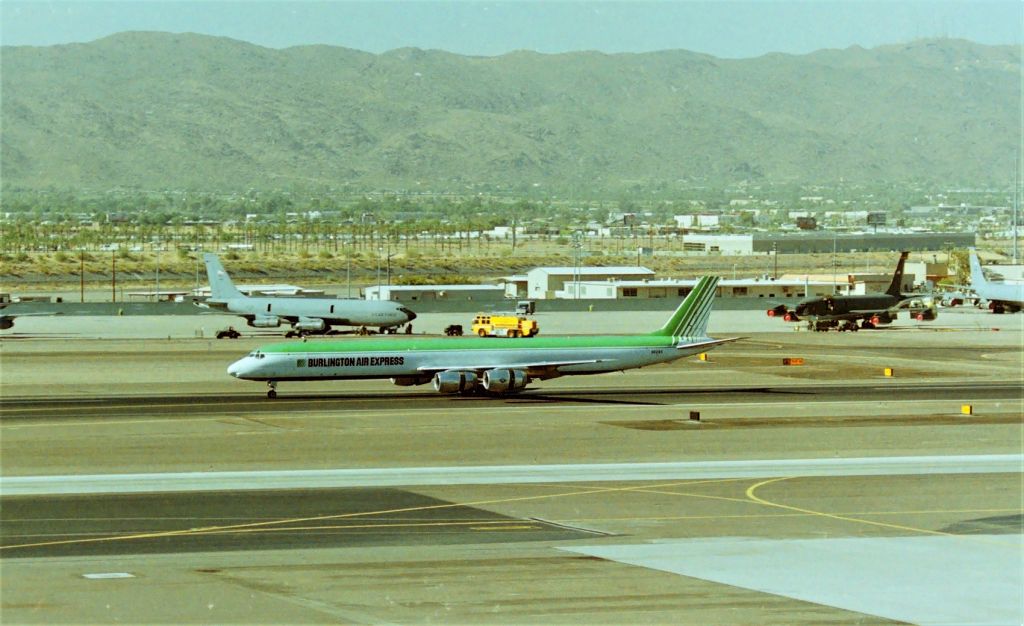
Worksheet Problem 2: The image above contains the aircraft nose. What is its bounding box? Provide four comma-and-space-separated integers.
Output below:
399, 307, 417, 322
227, 358, 246, 378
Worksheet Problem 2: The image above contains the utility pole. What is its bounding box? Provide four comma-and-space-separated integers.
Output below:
80, 251, 85, 303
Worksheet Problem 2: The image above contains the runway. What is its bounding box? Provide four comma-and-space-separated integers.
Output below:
1, 316, 1021, 624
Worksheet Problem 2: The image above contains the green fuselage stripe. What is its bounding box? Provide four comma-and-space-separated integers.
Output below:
259, 333, 682, 355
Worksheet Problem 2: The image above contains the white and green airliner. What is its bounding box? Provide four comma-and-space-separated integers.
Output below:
228, 276, 731, 398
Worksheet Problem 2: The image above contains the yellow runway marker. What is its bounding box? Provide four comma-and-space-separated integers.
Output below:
470, 525, 537, 531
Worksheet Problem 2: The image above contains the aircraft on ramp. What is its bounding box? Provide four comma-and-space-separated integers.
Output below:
969, 250, 1024, 313
767, 251, 937, 331
228, 275, 734, 398
200, 253, 416, 336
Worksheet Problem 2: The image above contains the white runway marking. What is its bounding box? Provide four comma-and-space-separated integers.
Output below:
2, 454, 1020, 496
563, 535, 1024, 625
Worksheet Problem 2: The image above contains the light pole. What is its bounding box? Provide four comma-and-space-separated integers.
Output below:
111, 251, 116, 302
155, 237, 160, 301
832, 235, 837, 295
387, 250, 395, 286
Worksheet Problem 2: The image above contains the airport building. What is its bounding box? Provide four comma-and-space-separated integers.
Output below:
503, 266, 656, 299
364, 266, 917, 305
680, 232, 974, 255
563, 277, 836, 300
191, 284, 326, 298
364, 284, 506, 303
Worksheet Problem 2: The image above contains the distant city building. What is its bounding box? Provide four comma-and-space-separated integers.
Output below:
673, 214, 721, 229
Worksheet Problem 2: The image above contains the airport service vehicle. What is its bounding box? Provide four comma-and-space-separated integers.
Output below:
767, 251, 937, 331
228, 276, 732, 398
969, 250, 1024, 314
199, 253, 416, 336
470, 313, 539, 338
216, 327, 241, 339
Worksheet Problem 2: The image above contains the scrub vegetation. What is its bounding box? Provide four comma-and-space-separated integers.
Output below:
2, 34, 1017, 195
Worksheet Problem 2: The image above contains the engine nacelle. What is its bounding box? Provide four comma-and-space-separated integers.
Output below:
783, 311, 799, 322
391, 376, 432, 387
871, 313, 894, 326
0, 318, 13, 330
433, 370, 479, 394
915, 308, 937, 321
294, 317, 326, 332
482, 368, 529, 394
249, 315, 281, 328
767, 304, 788, 318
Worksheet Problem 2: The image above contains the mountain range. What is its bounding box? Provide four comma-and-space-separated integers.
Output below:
1, 33, 1018, 195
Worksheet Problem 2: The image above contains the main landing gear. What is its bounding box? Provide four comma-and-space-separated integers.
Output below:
267, 381, 278, 399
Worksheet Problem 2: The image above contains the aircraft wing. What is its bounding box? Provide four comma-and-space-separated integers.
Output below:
0, 311, 61, 330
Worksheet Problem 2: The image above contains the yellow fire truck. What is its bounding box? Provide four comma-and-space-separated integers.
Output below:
470, 314, 539, 338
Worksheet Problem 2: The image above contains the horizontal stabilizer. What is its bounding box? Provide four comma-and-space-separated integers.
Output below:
676, 337, 741, 351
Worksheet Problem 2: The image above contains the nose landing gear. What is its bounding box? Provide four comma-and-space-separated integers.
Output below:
267, 381, 278, 399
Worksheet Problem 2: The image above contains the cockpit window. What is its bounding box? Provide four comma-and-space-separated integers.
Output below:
248, 350, 265, 359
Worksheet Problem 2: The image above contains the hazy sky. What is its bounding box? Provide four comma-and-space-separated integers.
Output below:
1, 1, 1020, 58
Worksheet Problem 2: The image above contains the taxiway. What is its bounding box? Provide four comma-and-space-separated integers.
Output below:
1, 310, 1021, 624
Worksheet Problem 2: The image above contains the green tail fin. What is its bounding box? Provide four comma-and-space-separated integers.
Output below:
650, 276, 720, 337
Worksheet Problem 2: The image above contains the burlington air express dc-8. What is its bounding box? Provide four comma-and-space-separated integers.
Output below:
227, 276, 733, 398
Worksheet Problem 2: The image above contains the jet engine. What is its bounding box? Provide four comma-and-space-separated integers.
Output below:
391, 376, 432, 387
433, 370, 479, 394
915, 308, 937, 321
767, 304, 788, 317
294, 317, 326, 332
782, 311, 799, 322
870, 313, 894, 326
482, 368, 529, 394
249, 315, 281, 328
